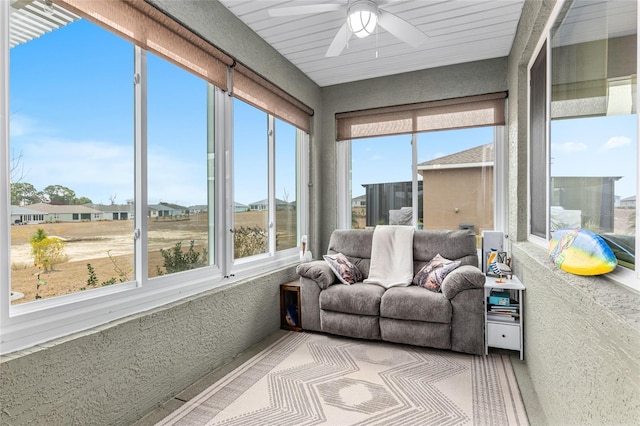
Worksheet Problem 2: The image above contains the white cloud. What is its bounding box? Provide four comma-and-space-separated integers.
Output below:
600, 136, 631, 151
10, 111, 211, 205
551, 142, 588, 153
9, 114, 45, 138
147, 146, 206, 205
18, 137, 134, 202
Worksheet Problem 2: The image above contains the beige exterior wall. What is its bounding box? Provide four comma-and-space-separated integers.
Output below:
421, 167, 494, 233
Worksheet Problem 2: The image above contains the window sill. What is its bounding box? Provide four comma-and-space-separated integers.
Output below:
513, 242, 640, 333
1, 253, 301, 355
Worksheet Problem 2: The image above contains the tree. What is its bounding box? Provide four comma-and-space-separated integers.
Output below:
42, 184, 76, 205
11, 182, 41, 205
74, 196, 93, 205
10, 148, 27, 185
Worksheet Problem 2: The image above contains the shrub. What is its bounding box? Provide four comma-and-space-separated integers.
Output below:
234, 226, 267, 258
30, 229, 67, 272
85, 263, 117, 288
156, 240, 207, 275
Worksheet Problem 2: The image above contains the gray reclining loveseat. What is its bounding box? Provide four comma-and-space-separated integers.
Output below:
296, 228, 486, 355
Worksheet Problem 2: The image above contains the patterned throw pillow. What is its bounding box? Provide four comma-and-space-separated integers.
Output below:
323, 253, 363, 285
413, 254, 461, 292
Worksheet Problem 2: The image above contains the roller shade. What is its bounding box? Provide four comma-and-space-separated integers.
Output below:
55, 0, 233, 91
336, 92, 506, 141
232, 64, 314, 133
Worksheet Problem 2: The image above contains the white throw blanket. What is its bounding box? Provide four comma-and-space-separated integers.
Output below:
364, 225, 415, 288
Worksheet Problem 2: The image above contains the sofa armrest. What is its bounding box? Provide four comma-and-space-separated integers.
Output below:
440, 265, 485, 300
296, 260, 337, 290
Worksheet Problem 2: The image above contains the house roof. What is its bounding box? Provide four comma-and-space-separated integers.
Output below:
85, 204, 133, 213
159, 202, 188, 210
621, 195, 636, 202
418, 143, 494, 170
250, 198, 289, 206
149, 204, 177, 212
24, 203, 103, 214
11, 205, 45, 215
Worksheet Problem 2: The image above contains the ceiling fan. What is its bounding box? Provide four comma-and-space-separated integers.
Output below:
268, 0, 428, 57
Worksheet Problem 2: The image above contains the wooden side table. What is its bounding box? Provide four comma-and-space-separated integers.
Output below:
280, 281, 302, 332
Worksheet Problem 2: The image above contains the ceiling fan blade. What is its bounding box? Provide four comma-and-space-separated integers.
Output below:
378, 9, 428, 48
268, 4, 343, 17
325, 22, 352, 57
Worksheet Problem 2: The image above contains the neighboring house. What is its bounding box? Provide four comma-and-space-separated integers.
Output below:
21, 203, 103, 222
148, 202, 189, 218
10, 206, 46, 225
418, 143, 494, 233
249, 198, 291, 211
360, 181, 423, 228
159, 202, 189, 215
85, 203, 134, 220
551, 176, 621, 232
234, 202, 249, 213
351, 194, 366, 208
190, 204, 208, 214
620, 195, 636, 209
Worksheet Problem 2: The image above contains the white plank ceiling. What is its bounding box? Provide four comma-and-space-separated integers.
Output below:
219, 0, 526, 87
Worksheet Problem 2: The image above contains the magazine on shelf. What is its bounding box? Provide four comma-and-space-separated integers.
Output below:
487, 313, 520, 323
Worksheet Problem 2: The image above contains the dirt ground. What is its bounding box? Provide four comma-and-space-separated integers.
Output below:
10, 211, 296, 304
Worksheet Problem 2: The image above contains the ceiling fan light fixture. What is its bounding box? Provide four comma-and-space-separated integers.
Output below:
347, 1, 378, 38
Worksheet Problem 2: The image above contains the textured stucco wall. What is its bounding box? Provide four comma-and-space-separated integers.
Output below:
0, 267, 297, 425
507, 1, 640, 424
512, 244, 640, 425
318, 58, 508, 251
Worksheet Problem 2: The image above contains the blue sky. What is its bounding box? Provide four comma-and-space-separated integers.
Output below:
9, 18, 297, 207
9, 16, 638, 206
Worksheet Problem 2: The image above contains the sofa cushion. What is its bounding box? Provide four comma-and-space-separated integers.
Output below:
380, 317, 451, 350
413, 254, 461, 292
323, 253, 363, 285
327, 229, 374, 278
321, 311, 381, 340
320, 283, 385, 316
380, 286, 452, 323
412, 229, 479, 272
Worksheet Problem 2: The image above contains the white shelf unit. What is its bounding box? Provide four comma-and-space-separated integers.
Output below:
484, 275, 525, 360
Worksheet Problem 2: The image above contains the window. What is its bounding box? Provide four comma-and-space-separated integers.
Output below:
147, 53, 213, 277
233, 99, 269, 259
529, 0, 638, 289
1, 0, 311, 354
274, 119, 299, 251
338, 94, 505, 239
417, 127, 496, 235
9, 17, 135, 303
232, 100, 303, 259
350, 135, 413, 228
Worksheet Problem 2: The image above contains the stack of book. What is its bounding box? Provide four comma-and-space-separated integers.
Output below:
487, 290, 520, 322
487, 304, 520, 322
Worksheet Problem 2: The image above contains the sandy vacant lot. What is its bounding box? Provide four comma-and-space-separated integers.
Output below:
10, 211, 297, 304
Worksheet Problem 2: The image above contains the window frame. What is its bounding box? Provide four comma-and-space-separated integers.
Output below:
337, 124, 507, 235
526, 0, 640, 292
0, 2, 310, 354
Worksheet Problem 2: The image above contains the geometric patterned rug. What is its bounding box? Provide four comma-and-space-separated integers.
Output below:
156, 332, 528, 426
